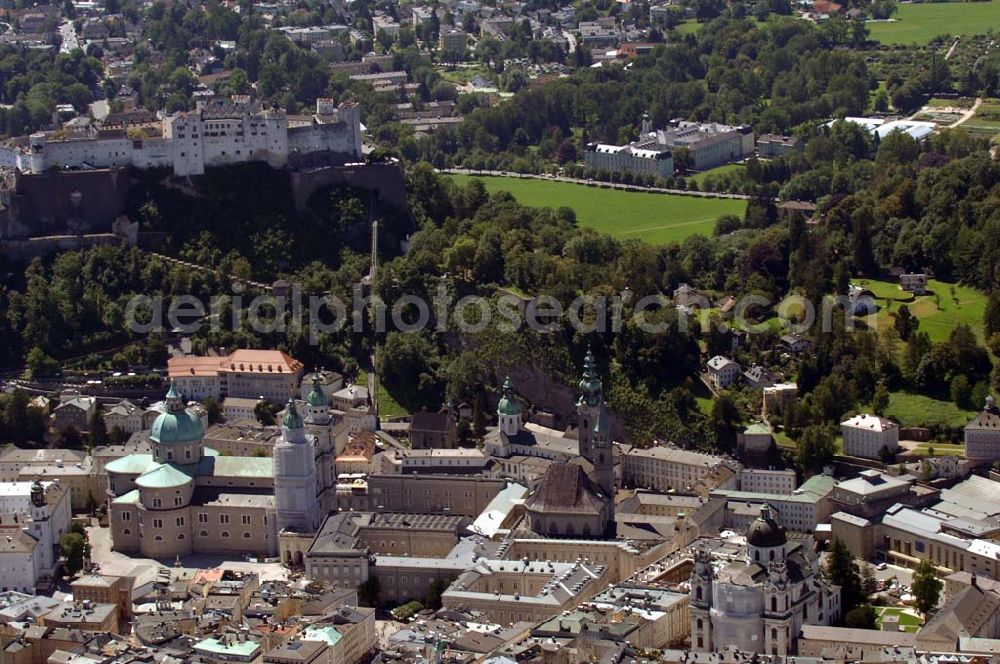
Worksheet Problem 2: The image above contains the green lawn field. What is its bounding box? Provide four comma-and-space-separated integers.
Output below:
446, 175, 747, 244
358, 368, 408, 418
910, 442, 967, 456
879, 390, 977, 428
856, 278, 988, 343
690, 163, 745, 185
675, 19, 704, 35
869, 1, 1000, 44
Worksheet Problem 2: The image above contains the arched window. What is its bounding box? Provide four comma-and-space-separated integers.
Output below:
221, 531, 230, 538
697, 618, 703, 630
583, 523, 591, 536
200, 531, 208, 537
123, 528, 131, 536
565, 522, 575, 536
697, 586, 703, 601
769, 550, 775, 561
771, 596, 777, 612
178, 534, 185, 540
154, 535, 163, 541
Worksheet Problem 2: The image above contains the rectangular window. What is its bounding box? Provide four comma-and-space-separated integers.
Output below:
152, 518, 163, 528
220, 514, 230, 524
176, 516, 184, 527
242, 515, 251, 525
122, 512, 131, 521
198, 513, 208, 523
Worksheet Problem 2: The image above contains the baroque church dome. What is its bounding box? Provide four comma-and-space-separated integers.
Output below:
151, 382, 204, 445
746, 504, 787, 548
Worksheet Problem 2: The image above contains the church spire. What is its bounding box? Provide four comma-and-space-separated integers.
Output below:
497, 375, 523, 435
578, 346, 602, 407
165, 380, 184, 413
306, 374, 328, 408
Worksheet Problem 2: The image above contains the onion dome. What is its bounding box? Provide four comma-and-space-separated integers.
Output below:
497, 376, 522, 416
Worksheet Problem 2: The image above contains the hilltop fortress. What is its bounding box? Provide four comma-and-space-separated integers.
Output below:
0, 97, 384, 244
1, 97, 363, 177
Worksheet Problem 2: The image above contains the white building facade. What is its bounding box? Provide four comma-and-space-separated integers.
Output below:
841, 414, 899, 459
13, 99, 362, 178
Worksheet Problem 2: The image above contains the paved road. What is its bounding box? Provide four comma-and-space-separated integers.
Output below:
59, 20, 79, 53
439, 168, 752, 200
948, 97, 983, 128
944, 37, 960, 61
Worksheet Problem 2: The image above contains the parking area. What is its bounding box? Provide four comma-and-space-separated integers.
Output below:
870, 560, 915, 589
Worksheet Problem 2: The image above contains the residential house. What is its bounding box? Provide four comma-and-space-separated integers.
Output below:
706, 356, 741, 389
899, 272, 928, 295
103, 400, 144, 435
743, 365, 776, 390
330, 385, 369, 412
673, 283, 706, 308
50, 393, 96, 433
779, 333, 811, 354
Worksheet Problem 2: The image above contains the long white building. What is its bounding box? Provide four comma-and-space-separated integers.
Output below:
5, 98, 362, 178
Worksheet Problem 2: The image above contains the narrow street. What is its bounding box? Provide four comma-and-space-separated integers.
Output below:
59, 20, 79, 53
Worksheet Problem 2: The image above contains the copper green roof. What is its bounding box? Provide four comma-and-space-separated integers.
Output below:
497, 375, 522, 416
194, 638, 260, 658
105, 454, 158, 475
151, 407, 204, 445
136, 463, 194, 489
301, 626, 342, 646
165, 380, 181, 401
282, 397, 303, 429
111, 489, 141, 505
593, 403, 609, 434
578, 347, 602, 405
306, 375, 328, 408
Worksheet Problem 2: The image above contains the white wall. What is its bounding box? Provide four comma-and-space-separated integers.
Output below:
0, 546, 42, 593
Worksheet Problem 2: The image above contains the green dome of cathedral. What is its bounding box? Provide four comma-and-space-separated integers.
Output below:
497, 376, 522, 416
150, 382, 204, 445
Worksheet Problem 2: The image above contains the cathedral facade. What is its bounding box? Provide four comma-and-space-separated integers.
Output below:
690, 504, 841, 656
106, 381, 337, 560
522, 349, 617, 538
